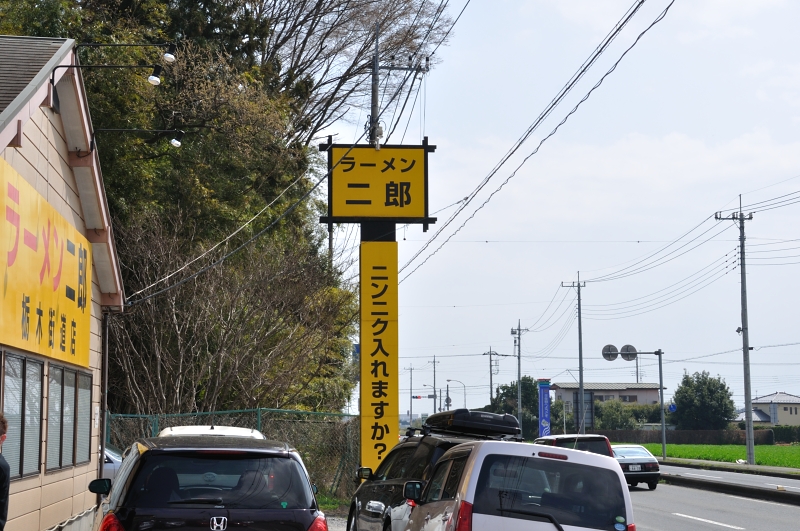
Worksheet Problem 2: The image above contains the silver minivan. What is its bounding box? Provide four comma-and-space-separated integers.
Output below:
402, 440, 635, 531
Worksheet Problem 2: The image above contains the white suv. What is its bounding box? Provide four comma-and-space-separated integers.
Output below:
402, 440, 635, 531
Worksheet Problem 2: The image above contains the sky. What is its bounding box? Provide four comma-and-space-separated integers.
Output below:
329, 0, 800, 417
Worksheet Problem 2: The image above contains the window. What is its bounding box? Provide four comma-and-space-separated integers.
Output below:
620, 395, 638, 403
784, 407, 788, 411
3, 355, 43, 479
386, 447, 416, 480
423, 460, 451, 503
47, 366, 91, 470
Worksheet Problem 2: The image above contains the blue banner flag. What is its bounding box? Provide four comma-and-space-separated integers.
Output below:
538, 380, 551, 437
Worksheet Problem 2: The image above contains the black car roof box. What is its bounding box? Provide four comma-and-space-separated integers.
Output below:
423, 409, 521, 437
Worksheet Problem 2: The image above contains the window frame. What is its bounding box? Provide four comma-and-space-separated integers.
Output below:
1, 352, 44, 480
46, 363, 92, 471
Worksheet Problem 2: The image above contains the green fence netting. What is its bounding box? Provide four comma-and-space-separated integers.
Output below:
108, 408, 360, 498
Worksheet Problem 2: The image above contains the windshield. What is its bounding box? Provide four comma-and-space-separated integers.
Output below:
105, 444, 123, 460
552, 438, 610, 456
124, 452, 314, 510
613, 446, 651, 458
473, 454, 627, 531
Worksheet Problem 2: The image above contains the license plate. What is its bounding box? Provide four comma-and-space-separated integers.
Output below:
628, 464, 641, 471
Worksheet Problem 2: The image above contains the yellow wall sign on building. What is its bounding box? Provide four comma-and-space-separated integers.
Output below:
320, 140, 436, 229
1, 159, 92, 367
359, 241, 399, 473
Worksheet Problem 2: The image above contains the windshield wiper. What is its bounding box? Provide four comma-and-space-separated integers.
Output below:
168, 497, 223, 505
496, 508, 564, 531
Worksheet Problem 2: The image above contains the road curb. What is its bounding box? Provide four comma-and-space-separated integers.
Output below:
658, 458, 800, 481
661, 473, 800, 506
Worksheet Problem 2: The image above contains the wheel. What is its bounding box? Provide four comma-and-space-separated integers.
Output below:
347, 507, 358, 531
647, 481, 658, 490
628, 482, 638, 488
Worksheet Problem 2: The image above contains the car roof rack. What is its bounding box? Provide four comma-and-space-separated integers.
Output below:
418, 409, 522, 440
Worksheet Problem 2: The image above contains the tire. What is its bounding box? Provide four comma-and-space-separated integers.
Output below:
628, 482, 638, 488
647, 481, 658, 490
347, 507, 358, 531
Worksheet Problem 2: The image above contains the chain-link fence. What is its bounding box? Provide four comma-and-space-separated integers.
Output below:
108, 409, 360, 498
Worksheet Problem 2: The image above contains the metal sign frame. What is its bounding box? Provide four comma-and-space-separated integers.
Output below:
319, 137, 437, 231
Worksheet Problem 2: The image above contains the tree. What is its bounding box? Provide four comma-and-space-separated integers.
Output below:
671, 371, 736, 430
594, 400, 637, 431
480, 376, 539, 440
549, 399, 573, 435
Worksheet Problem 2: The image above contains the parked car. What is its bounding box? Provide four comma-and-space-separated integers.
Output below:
101, 444, 123, 483
403, 440, 636, 531
89, 435, 327, 531
347, 409, 521, 531
532, 434, 614, 457
157, 425, 267, 438
612, 444, 660, 490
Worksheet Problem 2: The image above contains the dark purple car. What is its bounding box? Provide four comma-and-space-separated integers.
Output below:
89, 435, 328, 531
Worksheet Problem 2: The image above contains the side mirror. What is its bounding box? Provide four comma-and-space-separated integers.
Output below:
403, 481, 424, 504
311, 484, 319, 495
356, 467, 373, 481
89, 478, 112, 495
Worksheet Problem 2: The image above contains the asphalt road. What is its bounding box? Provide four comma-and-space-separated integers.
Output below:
631, 482, 800, 530
327, 483, 800, 531
661, 463, 800, 493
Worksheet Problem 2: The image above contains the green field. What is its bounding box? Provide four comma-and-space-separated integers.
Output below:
629, 443, 800, 468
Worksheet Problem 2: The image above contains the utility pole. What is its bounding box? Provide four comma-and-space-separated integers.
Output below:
510, 321, 528, 437
483, 347, 500, 404
405, 365, 414, 425
562, 273, 586, 434
370, 23, 380, 147
432, 355, 440, 415
716, 198, 755, 464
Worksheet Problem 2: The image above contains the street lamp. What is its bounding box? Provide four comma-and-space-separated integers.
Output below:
603, 344, 666, 459
447, 379, 466, 409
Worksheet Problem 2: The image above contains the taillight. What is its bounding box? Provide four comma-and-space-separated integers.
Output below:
307, 515, 328, 531
627, 524, 636, 531
606, 440, 614, 456
98, 513, 125, 531
406, 499, 417, 508
455, 501, 473, 531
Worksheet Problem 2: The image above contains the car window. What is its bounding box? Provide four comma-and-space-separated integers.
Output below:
108, 443, 142, 508
613, 446, 651, 458
373, 449, 401, 480
386, 447, 416, 480
554, 438, 610, 456
422, 459, 451, 503
441, 456, 468, 500
123, 452, 313, 510
473, 454, 627, 530
406, 440, 461, 480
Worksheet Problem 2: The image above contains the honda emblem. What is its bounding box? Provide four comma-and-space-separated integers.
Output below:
210, 516, 228, 531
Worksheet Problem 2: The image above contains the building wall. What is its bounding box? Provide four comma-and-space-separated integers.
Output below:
758, 403, 800, 426
555, 389, 662, 406
2, 105, 102, 531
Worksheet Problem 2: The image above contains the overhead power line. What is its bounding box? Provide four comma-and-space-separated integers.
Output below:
398, 0, 654, 277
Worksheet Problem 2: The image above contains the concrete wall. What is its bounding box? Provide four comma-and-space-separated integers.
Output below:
2, 104, 101, 531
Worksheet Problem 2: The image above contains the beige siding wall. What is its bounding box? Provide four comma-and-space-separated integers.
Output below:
2, 106, 102, 531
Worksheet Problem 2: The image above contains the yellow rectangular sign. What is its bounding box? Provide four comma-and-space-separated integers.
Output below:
331, 146, 427, 219
1, 158, 92, 367
359, 241, 399, 472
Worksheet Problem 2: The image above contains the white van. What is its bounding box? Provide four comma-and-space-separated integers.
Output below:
402, 440, 635, 531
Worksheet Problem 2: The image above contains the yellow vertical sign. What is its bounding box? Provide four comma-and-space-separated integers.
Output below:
1, 159, 92, 367
359, 241, 399, 472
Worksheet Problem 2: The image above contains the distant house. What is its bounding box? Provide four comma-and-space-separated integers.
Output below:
551, 382, 664, 431
736, 392, 800, 426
